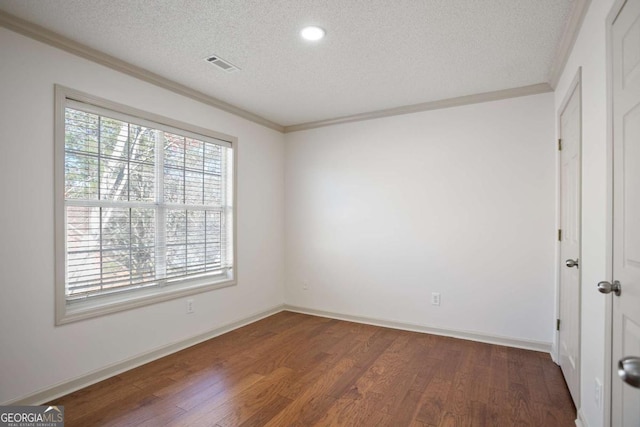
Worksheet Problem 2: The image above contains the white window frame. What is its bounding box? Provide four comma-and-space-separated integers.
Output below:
54, 85, 237, 325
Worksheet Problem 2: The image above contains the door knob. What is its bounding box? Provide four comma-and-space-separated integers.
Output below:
618, 356, 640, 388
597, 280, 622, 296
565, 259, 579, 268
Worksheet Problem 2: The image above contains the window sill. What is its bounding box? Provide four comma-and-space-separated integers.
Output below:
56, 274, 236, 325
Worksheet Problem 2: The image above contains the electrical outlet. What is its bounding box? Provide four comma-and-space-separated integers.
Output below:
186, 299, 194, 314
302, 281, 309, 290
595, 378, 602, 408
431, 292, 441, 306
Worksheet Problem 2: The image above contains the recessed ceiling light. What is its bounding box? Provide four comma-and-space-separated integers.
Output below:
301, 26, 325, 41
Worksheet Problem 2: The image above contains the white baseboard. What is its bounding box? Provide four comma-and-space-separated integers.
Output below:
551, 337, 560, 364
4, 304, 285, 406
6, 303, 553, 406
575, 408, 589, 427
284, 304, 552, 353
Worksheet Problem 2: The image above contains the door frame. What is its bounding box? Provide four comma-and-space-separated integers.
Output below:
605, 1, 628, 426
554, 66, 583, 406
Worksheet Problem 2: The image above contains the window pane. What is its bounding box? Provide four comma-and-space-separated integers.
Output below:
131, 247, 155, 284
164, 166, 184, 203
164, 132, 184, 167
65, 108, 99, 154
187, 210, 205, 242
187, 210, 206, 274
206, 211, 222, 269
166, 244, 187, 278
129, 125, 156, 202
67, 250, 102, 295
166, 209, 186, 245
102, 252, 131, 289
100, 117, 129, 160
61, 101, 234, 309
187, 244, 206, 274
166, 209, 186, 278
204, 143, 222, 174
131, 208, 155, 283
66, 206, 101, 292
131, 208, 155, 247
65, 152, 98, 200
130, 161, 155, 202
101, 207, 130, 290
185, 170, 204, 205
185, 138, 204, 170
100, 160, 129, 201
204, 173, 222, 205
129, 125, 156, 162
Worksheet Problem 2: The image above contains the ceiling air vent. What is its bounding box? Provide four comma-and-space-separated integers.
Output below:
205, 55, 240, 72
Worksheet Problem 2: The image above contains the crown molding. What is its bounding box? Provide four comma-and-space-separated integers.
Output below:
548, 0, 592, 89
0, 10, 284, 133
1, 9, 563, 135
284, 82, 553, 133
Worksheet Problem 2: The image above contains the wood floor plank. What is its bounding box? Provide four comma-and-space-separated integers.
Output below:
261, 358, 359, 426
149, 361, 228, 399
100, 398, 185, 427
163, 370, 267, 426
47, 312, 575, 426
276, 328, 378, 400
168, 370, 264, 413
250, 317, 338, 375
204, 367, 294, 427
56, 381, 149, 423
415, 375, 454, 425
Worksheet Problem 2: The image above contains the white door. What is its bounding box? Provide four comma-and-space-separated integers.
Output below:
558, 77, 582, 406
611, 0, 640, 425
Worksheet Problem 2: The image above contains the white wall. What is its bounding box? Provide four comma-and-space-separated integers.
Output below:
2, 9, 598, 410
0, 28, 285, 404
554, 1, 615, 426
284, 93, 556, 345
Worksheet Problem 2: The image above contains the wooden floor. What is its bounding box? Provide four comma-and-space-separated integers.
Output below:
50, 311, 576, 426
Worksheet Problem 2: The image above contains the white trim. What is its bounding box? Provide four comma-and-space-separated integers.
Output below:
548, 0, 592, 88
283, 305, 552, 353
54, 85, 238, 325
603, 2, 626, 426
3, 304, 285, 406
283, 83, 553, 133
61, 276, 236, 324
554, 67, 583, 404
576, 407, 590, 427
557, 68, 583, 121
0, 11, 284, 133
4, 304, 556, 405
66, 99, 232, 148
59, 85, 236, 146
1, 11, 557, 133
551, 341, 559, 364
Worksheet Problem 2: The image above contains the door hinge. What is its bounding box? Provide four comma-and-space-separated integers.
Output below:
556, 319, 561, 331
558, 229, 562, 241
558, 139, 562, 151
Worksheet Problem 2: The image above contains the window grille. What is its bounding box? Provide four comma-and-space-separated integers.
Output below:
55, 87, 235, 323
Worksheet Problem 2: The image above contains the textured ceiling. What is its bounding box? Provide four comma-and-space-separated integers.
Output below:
0, 0, 573, 127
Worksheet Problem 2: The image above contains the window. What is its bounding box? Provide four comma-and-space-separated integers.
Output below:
55, 86, 236, 324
